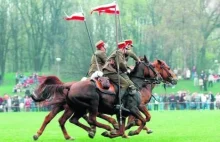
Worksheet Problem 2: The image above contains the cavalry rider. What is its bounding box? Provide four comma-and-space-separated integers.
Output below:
124, 39, 140, 67
88, 40, 107, 77
102, 42, 137, 111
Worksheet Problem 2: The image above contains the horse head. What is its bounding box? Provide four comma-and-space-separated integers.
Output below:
130, 55, 162, 84
152, 59, 177, 85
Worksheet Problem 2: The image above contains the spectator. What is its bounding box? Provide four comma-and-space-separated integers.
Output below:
154, 93, 159, 111
169, 93, 176, 110
209, 92, 215, 110
198, 77, 203, 91
201, 93, 207, 110
179, 92, 186, 110
208, 74, 214, 87
203, 75, 208, 91
186, 68, 191, 80
193, 72, 198, 86
24, 96, 32, 112
215, 93, 220, 109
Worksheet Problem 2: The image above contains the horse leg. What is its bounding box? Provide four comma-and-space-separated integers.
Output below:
58, 106, 74, 140
69, 111, 95, 138
97, 113, 119, 130
128, 107, 146, 136
33, 106, 63, 140
125, 115, 136, 130
138, 104, 153, 134
102, 114, 127, 138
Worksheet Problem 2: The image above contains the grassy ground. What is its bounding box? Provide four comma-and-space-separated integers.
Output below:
0, 111, 220, 142
1, 72, 220, 96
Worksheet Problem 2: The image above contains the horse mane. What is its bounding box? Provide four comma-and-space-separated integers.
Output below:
130, 62, 139, 76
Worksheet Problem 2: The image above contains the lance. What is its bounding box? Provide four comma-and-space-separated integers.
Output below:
80, 5, 101, 72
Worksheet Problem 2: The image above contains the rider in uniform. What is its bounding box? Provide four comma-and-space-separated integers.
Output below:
88, 40, 107, 77
102, 42, 137, 111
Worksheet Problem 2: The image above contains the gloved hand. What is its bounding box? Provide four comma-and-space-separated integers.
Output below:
127, 69, 131, 74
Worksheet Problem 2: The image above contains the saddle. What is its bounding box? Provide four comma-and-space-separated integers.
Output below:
91, 77, 117, 95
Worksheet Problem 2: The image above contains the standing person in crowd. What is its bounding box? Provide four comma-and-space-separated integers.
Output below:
168, 93, 176, 110
201, 93, 207, 110
154, 93, 159, 111
215, 93, 220, 109
12, 95, 20, 112
208, 74, 214, 87
179, 92, 186, 110
198, 77, 204, 91
88, 40, 107, 77
193, 72, 198, 86
209, 91, 215, 110
203, 75, 208, 91
163, 94, 169, 110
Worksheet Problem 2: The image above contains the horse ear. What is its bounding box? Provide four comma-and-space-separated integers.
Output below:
157, 59, 162, 64
144, 55, 149, 63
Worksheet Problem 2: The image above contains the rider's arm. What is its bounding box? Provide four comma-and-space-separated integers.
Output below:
126, 50, 139, 62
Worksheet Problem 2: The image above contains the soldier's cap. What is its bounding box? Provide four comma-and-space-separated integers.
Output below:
124, 39, 133, 47
95, 40, 105, 49
118, 42, 126, 49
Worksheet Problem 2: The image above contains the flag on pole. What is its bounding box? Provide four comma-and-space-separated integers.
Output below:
99, 5, 119, 15
91, 1, 117, 14
64, 12, 85, 21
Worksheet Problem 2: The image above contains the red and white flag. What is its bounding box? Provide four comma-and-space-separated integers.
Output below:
99, 4, 119, 15
91, 1, 117, 14
64, 12, 85, 21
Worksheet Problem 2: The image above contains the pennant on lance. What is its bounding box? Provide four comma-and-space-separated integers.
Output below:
91, 1, 117, 14
64, 12, 85, 21
99, 4, 120, 15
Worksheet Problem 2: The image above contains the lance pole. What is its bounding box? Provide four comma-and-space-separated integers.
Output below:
80, 5, 100, 72
114, 1, 123, 126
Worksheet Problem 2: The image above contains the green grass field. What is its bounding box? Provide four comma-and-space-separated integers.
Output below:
0, 111, 220, 142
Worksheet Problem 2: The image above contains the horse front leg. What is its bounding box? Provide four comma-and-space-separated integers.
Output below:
33, 106, 63, 140
97, 113, 119, 130
58, 106, 74, 140
138, 104, 153, 134
125, 115, 136, 130
127, 107, 146, 136
102, 114, 127, 138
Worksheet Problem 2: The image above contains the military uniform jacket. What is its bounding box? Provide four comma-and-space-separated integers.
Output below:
103, 50, 127, 74
88, 50, 107, 76
125, 49, 139, 62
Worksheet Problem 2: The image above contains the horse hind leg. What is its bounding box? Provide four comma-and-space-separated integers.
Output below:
58, 106, 74, 140
33, 107, 63, 141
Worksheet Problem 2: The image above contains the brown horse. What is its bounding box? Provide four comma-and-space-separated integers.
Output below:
33, 56, 161, 138
125, 59, 178, 133
31, 76, 75, 140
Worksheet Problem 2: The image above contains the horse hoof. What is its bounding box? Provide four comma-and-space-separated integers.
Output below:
88, 131, 95, 139
122, 134, 129, 139
147, 129, 153, 134
33, 135, 38, 141
128, 131, 136, 136
66, 137, 75, 140
110, 129, 117, 135
101, 131, 110, 137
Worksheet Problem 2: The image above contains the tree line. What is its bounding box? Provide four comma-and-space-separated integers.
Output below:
0, 0, 220, 80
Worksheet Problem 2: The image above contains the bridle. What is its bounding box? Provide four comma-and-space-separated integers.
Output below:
159, 64, 174, 84
130, 62, 161, 84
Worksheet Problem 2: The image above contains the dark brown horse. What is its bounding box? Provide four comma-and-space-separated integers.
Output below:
125, 59, 178, 133
31, 76, 75, 140
33, 56, 160, 138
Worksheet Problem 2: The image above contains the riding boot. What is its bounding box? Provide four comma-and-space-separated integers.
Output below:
115, 89, 130, 113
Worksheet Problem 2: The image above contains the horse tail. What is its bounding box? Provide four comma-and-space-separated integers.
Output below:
31, 85, 69, 102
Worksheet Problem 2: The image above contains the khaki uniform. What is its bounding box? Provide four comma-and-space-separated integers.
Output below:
88, 50, 107, 77
103, 50, 134, 90
125, 49, 139, 62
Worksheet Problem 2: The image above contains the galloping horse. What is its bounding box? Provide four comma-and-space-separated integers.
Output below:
32, 56, 160, 138
125, 58, 177, 133
31, 76, 75, 140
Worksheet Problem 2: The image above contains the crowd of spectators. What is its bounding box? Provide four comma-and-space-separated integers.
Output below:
148, 91, 220, 111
